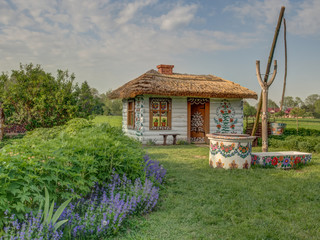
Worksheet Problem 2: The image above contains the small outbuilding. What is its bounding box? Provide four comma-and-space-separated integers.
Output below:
109, 64, 257, 144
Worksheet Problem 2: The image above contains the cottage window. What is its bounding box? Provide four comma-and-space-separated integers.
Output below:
149, 98, 171, 130
127, 99, 135, 129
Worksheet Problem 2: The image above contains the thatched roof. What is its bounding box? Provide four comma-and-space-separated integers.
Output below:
109, 69, 257, 99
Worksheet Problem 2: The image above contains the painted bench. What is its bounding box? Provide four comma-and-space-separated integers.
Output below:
159, 134, 180, 145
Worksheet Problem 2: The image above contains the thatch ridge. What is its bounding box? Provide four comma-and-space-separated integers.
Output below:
109, 69, 257, 100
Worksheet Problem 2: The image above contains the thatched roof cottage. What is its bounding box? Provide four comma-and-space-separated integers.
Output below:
110, 64, 257, 144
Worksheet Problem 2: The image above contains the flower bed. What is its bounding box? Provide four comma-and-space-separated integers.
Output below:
1, 156, 166, 239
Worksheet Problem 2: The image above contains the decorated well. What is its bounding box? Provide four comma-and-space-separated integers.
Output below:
207, 133, 256, 169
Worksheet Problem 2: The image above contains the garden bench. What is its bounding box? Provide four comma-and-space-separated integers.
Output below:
159, 134, 180, 145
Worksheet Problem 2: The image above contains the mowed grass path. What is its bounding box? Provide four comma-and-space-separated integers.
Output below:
117, 145, 320, 240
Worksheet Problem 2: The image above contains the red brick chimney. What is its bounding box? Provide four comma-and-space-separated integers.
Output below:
157, 64, 174, 75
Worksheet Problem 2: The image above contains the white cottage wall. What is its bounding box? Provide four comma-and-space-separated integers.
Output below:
122, 97, 244, 144
140, 96, 188, 144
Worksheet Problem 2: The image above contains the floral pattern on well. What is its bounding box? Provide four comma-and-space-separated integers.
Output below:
214, 99, 238, 133
243, 160, 249, 169
216, 159, 224, 168
209, 158, 214, 167
210, 141, 251, 159
135, 96, 144, 136
229, 160, 238, 169
251, 153, 312, 169
237, 142, 251, 159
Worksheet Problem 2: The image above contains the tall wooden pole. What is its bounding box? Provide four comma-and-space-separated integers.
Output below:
280, 18, 287, 111
251, 6, 285, 137
256, 60, 277, 152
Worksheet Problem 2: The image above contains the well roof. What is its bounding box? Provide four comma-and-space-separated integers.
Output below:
109, 69, 257, 100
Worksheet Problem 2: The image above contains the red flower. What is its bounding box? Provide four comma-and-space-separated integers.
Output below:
217, 124, 221, 129
221, 110, 224, 114
219, 118, 223, 122
230, 118, 233, 122
228, 110, 231, 113
271, 157, 278, 166
231, 124, 235, 129
294, 157, 301, 165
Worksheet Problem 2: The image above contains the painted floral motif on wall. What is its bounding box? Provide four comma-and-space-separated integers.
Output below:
135, 96, 144, 136
251, 153, 312, 169
214, 99, 238, 133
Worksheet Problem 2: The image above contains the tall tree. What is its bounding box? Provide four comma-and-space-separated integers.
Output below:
101, 90, 122, 116
0, 63, 78, 129
268, 99, 279, 109
282, 96, 296, 108
76, 81, 104, 117
291, 107, 305, 133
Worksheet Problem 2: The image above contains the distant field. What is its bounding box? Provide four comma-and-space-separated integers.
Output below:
274, 118, 320, 130
92, 115, 122, 127
245, 117, 320, 131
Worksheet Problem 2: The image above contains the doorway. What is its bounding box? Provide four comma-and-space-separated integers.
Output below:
187, 98, 210, 143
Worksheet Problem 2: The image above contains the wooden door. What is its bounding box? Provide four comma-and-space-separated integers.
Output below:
187, 98, 210, 143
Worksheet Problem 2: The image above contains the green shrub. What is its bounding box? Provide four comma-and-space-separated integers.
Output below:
283, 128, 320, 137
0, 118, 146, 227
298, 141, 313, 152
315, 144, 320, 153
269, 134, 320, 153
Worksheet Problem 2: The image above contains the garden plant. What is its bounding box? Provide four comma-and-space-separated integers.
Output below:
0, 118, 167, 239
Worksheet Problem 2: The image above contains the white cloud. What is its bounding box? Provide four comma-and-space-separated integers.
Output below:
156, 4, 198, 31
225, 0, 290, 25
116, 0, 157, 25
0, 0, 265, 92
289, 0, 320, 35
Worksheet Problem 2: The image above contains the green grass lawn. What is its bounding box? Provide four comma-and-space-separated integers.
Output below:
116, 145, 320, 240
92, 115, 320, 239
245, 117, 320, 131
92, 115, 122, 127
274, 118, 320, 131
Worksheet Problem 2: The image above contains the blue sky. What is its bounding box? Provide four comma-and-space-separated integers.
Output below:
0, 0, 319, 105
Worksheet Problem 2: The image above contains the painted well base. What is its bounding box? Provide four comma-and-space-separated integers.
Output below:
251, 151, 312, 169
207, 134, 255, 169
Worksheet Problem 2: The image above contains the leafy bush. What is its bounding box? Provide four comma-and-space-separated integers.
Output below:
283, 128, 320, 137
269, 135, 320, 153
1, 156, 166, 239
315, 144, 320, 153
0, 118, 145, 227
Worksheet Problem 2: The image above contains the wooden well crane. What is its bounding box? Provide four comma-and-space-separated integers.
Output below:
251, 6, 285, 152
